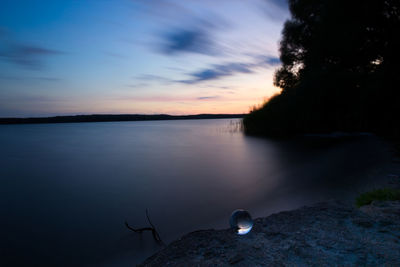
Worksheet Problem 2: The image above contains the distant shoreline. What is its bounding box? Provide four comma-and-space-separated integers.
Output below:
0, 114, 245, 125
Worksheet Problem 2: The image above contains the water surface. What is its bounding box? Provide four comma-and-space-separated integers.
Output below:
0, 119, 389, 266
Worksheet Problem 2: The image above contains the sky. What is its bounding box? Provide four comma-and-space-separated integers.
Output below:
0, 0, 289, 117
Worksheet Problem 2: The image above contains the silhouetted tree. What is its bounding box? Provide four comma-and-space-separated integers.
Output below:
245, 0, 400, 137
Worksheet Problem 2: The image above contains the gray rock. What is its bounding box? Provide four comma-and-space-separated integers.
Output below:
228, 254, 244, 265
139, 201, 400, 266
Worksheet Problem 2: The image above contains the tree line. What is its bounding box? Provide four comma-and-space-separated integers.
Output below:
244, 0, 400, 138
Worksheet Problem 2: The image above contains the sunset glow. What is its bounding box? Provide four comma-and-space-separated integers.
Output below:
0, 0, 289, 117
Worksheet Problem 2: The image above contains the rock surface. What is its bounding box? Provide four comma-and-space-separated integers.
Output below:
140, 201, 400, 266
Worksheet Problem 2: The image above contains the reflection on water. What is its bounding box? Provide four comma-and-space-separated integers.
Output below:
0, 119, 390, 266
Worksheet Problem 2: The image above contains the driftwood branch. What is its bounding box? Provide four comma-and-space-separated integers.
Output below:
125, 209, 165, 245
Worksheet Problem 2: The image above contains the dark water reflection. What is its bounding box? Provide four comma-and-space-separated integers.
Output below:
0, 119, 390, 266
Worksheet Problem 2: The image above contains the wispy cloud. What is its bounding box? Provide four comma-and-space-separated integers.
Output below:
268, 0, 288, 9
263, 56, 281, 65
137, 0, 284, 60
125, 83, 149, 89
179, 55, 280, 84
103, 51, 126, 58
127, 74, 172, 88
0, 75, 62, 82
0, 44, 62, 69
135, 0, 227, 56
160, 26, 214, 55
181, 63, 253, 84
0, 29, 63, 69
260, 0, 290, 22
197, 96, 219, 100
34, 77, 62, 82
155, 17, 226, 56
116, 93, 259, 103
134, 55, 280, 85
135, 74, 172, 84
116, 94, 225, 102
133, 0, 191, 21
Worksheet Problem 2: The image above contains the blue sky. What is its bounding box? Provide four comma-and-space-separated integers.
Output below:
0, 0, 289, 117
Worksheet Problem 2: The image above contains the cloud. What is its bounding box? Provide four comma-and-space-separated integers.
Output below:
0, 30, 63, 69
135, 74, 171, 84
182, 63, 253, 84
125, 83, 149, 89
34, 77, 62, 82
158, 23, 217, 56
138, 0, 227, 56
265, 57, 281, 65
256, 55, 281, 66
127, 74, 172, 89
104, 51, 125, 58
197, 96, 219, 100
260, 0, 290, 22
180, 55, 280, 84
0, 44, 62, 69
133, 0, 192, 22
268, 0, 288, 9
0, 75, 62, 82
134, 55, 280, 86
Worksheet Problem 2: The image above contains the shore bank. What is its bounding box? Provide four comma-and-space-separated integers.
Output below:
140, 200, 400, 266
0, 114, 244, 125
139, 138, 400, 266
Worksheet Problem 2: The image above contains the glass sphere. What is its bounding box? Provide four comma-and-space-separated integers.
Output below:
229, 209, 253, 235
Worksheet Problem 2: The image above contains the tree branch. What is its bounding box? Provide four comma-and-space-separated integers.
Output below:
125, 210, 165, 245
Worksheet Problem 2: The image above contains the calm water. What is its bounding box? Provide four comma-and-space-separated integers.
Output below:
0, 119, 390, 266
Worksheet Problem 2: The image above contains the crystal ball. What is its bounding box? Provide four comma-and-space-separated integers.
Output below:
229, 209, 253, 235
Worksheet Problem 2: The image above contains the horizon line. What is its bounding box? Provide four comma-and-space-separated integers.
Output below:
0, 113, 246, 125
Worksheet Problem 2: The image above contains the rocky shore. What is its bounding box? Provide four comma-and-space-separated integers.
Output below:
140, 200, 400, 266
139, 139, 400, 266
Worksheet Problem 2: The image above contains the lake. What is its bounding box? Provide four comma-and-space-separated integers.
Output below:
0, 119, 390, 266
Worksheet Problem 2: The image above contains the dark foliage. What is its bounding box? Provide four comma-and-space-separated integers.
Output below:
244, 0, 400, 138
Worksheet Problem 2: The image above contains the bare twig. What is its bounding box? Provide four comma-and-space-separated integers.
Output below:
125, 210, 165, 245
145, 209, 155, 229
145, 209, 164, 244
124, 222, 153, 233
